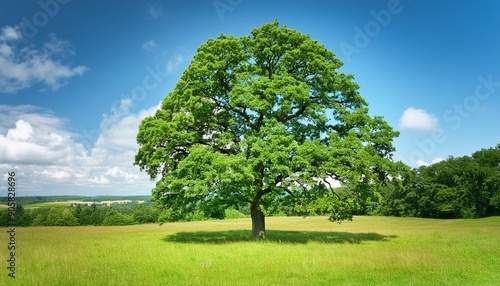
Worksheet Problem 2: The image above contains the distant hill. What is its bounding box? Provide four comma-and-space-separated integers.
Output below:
0, 195, 151, 206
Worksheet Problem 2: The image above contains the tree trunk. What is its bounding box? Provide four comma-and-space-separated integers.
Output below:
250, 201, 266, 238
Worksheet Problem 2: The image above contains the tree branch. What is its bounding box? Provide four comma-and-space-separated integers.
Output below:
223, 103, 256, 130
278, 104, 308, 123
255, 187, 273, 202
213, 70, 257, 130
285, 188, 296, 198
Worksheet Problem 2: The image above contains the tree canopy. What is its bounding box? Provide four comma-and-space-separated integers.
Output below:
134, 21, 399, 237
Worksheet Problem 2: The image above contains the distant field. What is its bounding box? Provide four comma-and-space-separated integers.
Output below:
1, 216, 499, 285
23, 201, 83, 209
15, 200, 144, 209
0, 195, 151, 209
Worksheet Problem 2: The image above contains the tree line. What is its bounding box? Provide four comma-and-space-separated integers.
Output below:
0, 203, 249, 227
1, 144, 499, 227
0, 204, 154, 227
372, 144, 500, 219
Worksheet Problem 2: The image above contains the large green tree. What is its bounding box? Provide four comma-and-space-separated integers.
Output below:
135, 21, 399, 238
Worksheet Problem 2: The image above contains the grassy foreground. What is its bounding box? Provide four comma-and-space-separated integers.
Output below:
1, 216, 499, 285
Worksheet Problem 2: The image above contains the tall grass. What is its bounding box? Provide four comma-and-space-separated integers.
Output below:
1, 216, 499, 285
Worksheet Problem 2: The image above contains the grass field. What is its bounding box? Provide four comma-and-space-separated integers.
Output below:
1, 216, 499, 285
23, 201, 80, 209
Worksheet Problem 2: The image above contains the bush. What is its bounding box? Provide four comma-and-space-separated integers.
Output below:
132, 205, 158, 223
102, 208, 134, 226
224, 208, 248, 219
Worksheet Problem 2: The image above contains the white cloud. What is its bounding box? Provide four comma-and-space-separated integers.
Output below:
142, 40, 157, 51
0, 106, 85, 165
0, 103, 160, 195
42, 169, 72, 180
0, 26, 88, 93
96, 103, 159, 150
0, 25, 22, 41
89, 175, 110, 185
417, 157, 445, 167
0, 43, 12, 56
417, 160, 429, 167
399, 107, 439, 131
166, 54, 184, 73
7, 120, 33, 140
147, 5, 163, 19
431, 157, 444, 164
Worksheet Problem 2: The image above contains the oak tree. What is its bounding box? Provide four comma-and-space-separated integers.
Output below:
135, 21, 399, 238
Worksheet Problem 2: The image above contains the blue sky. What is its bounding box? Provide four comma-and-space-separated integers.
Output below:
0, 0, 499, 196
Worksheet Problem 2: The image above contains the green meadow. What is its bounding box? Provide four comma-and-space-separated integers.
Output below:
1, 216, 499, 285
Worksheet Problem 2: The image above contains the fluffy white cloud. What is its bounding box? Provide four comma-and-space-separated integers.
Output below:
0, 26, 88, 93
0, 25, 22, 41
0, 44, 12, 56
0, 103, 159, 195
7, 120, 33, 140
142, 40, 157, 51
0, 107, 86, 165
41, 169, 72, 180
96, 100, 160, 149
417, 157, 445, 167
416, 159, 429, 167
399, 107, 439, 131
431, 157, 444, 164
